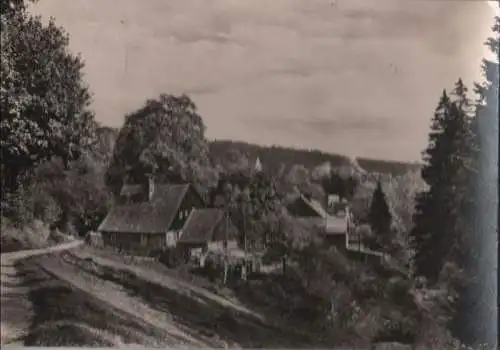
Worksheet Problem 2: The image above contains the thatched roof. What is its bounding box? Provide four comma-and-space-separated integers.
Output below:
98, 183, 190, 234
178, 208, 226, 244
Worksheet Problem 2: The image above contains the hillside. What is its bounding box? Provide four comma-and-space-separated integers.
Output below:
93, 130, 421, 177
209, 140, 422, 177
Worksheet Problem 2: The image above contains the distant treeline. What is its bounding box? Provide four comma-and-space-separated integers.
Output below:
209, 139, 422, 176
94, 130, 421, 177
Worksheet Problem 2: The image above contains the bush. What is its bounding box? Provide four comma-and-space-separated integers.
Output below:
158, 247, 186, 268
1, 218, 52, 251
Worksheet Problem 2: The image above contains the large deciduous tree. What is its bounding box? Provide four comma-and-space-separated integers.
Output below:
105, 94, 217, 196
1, 3, 97, 193
211, 170, 281, 250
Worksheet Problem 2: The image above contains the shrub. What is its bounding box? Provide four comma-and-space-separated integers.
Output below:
0, 218, 51, 250
158, 247, 185, 268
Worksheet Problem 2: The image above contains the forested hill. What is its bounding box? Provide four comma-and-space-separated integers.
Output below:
209, 139, 422, 176
96, 129, 421, 177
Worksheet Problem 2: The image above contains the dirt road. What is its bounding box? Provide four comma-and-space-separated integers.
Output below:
0, 240, 83, 345
2, 242, 321, 347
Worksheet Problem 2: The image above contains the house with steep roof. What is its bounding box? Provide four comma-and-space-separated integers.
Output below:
97, 177, 207, 256
286, 192, 388, 263
286, 192, 354, 249
177, 208, 238, 252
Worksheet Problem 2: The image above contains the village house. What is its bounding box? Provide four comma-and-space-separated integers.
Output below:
286, 193, 353, 251
176, 208, 239, 258
97, 177, 207, 256
286, 194, 386, 263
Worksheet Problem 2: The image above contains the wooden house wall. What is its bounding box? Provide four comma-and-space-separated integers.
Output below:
206, 217, 239, 250
101, 231, 166, 256
170, 186, 205, 231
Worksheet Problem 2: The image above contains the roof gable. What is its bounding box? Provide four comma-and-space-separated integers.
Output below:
98, 183, 190, 234
287, 194, 326, 218
178, 208, 226, 244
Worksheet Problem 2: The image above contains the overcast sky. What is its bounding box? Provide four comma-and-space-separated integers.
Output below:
30, 0, 498, 162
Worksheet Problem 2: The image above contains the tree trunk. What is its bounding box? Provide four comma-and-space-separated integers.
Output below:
223, 259, 228, 285
242, 203, 248, 281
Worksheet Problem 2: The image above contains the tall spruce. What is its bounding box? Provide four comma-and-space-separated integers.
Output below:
460, 15, 499, 348
368, 181, 392, 248
411, 79, 475, 284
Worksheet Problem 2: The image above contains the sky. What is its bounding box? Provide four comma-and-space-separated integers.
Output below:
30, 0, 499, 162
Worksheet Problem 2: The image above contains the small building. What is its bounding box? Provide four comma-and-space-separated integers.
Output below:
287, 192, 354, 252
97, 178, 206, 256
176, 208, 238, 257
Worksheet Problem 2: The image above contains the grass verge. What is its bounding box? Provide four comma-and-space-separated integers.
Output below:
19, 258, 171, 347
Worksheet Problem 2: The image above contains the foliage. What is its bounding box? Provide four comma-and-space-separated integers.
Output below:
1, 7, 97, 194
209, 140, 422, 179
0, 0, 37, 15
384, 170, 427, 235
2, 154, 113, 235
211, 170, 281, 249
105, 94, 217, 196
458, 16, 499, 348
1, 217, 52, 250
368, 181, 392, 249
321, 170, 358, 201
410, 79, 476, 284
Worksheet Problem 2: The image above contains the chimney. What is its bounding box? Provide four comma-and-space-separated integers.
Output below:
146, 174, 155, 201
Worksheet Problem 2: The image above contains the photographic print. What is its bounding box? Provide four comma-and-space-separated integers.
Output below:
1, 0, 498, 349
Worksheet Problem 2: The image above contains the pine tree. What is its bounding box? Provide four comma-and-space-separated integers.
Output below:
458, 16, 499, 348
410, 79, 476, 284
368, 181, 392, 249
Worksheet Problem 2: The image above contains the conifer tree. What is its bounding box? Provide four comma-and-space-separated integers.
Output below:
368, 181, 392, 249
410, 78, 476, 284
458, 15, 499, 348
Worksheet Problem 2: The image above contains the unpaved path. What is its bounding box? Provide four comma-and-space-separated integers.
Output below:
0, 240, 83, 345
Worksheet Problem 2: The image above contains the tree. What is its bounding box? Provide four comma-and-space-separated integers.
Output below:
211, 169, 281, 280
458, 15, 499, 348
409, 80, 478, 348
367, 181, 392, 250
1, 0, 35, 15
384, 170, 427, 268
321, 170, 358, 202
410, 77, 476, 285
105, 94, 218, 196
1, 6, 97, 194
385, 170, 427, 236
218, 148, 251, 175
